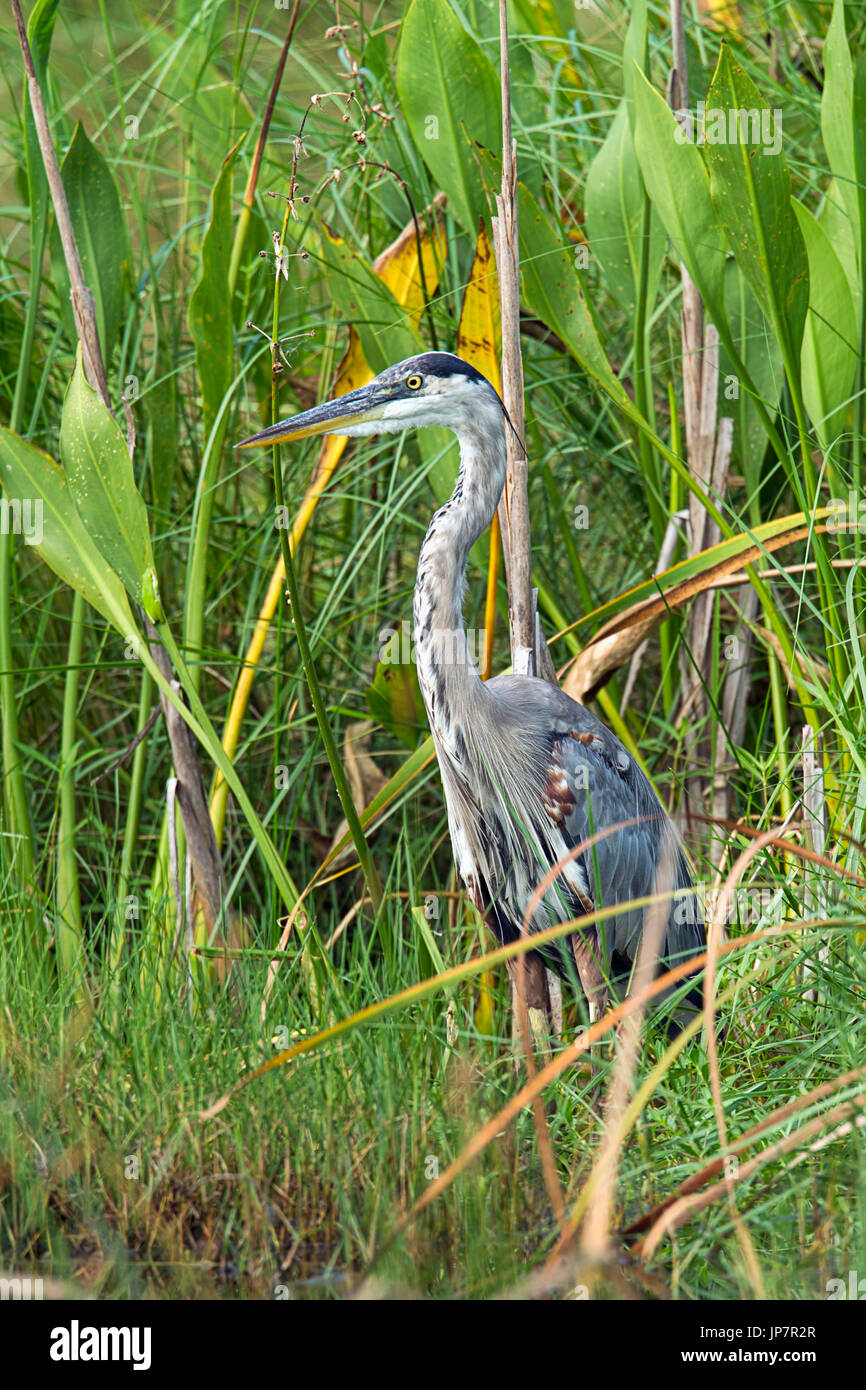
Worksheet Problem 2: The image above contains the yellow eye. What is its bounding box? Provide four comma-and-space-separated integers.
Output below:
405, 373, 423, 390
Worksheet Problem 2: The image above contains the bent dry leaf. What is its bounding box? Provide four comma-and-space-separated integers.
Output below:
562, 612, 658, 704
326, 720, 392, 864
60, 351, 157, 611
560, 510, 838, 700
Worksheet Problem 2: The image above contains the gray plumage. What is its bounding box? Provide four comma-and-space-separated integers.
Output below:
239, 350, 704, 1019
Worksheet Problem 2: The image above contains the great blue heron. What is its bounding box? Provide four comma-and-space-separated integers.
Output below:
239, 351, 704, 1023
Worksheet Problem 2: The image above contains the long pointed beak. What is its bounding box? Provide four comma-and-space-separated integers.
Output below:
236, 381, 388, 448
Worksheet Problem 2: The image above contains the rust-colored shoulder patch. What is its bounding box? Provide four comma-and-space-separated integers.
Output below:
540, 756, 576, 826
570, 729, 605, 749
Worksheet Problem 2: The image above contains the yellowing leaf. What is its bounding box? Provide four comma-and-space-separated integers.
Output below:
458, 223, 502, 680
375, 193, 446, 323
457, 222, 501, 392
697, 0, 743, 33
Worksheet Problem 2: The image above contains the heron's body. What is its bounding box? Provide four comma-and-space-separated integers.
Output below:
240, 351, 703, 1018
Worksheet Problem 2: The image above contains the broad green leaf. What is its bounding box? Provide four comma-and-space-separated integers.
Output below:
511, 173, 688, 457
585, 5, 663, 319
60, 351, 157, 610
585, 102, 664, 315
621, 0, 647, 115
719, 261, 782, 491
856, 53, 866, 256
188, 139, 241, 441
820, 179, 861, 324
49, 123, 129, 358
454, 0, 544, 198
821, 0, 865, 269
473, 143, 677, 452
792, 200, 858, 457
26, 0, 58, 80
517, 182, 630, 406
631, 66, 728, 333
705, 46, 808, 369
0, 428, 136, 636
395, 0, 501, 233
365, 654, 426, 749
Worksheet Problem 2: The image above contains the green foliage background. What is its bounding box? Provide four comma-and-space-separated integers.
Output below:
0, 0, 865, 1299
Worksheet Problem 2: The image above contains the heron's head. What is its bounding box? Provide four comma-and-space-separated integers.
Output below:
236, 351, 507, 449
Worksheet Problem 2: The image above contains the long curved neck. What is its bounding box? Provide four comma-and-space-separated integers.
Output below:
413, 415, 506, 735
